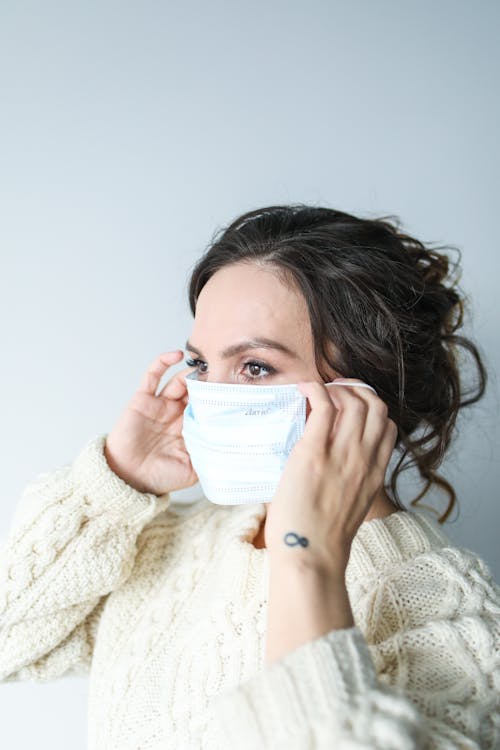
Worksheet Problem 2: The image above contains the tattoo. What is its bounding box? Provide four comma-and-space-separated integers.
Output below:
283, 532, 309, 548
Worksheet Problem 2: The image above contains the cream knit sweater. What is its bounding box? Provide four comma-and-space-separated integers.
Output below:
1, 433, 499, 750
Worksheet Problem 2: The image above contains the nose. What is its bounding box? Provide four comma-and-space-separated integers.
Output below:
200, 367, 242, 385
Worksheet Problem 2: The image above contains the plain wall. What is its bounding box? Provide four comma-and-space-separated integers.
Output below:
1, 1, 499, 747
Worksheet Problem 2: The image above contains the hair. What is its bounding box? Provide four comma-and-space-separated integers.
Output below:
186, 204, 488, 524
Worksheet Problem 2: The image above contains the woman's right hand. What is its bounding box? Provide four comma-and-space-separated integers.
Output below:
103, 350, 199, 496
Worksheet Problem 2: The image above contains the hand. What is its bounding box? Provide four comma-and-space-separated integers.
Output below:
104, 350, 199, 496
264, 378, 398, 575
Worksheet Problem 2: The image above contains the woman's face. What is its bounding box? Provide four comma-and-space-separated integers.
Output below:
185, 263, 339, 401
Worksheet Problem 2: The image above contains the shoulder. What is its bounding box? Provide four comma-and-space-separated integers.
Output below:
347, 508, 500, 686
347, 508, 500, 636
348, 508, 498, 597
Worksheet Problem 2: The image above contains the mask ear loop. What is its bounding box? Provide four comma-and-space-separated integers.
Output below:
325, 382, 378, 396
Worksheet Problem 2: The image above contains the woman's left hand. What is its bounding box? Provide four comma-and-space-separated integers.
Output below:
265, 378, 399, 575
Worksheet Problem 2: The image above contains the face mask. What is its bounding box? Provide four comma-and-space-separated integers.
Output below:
181, 370, 377, 505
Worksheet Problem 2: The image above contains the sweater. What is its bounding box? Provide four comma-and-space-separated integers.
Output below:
0, 433, 499, 750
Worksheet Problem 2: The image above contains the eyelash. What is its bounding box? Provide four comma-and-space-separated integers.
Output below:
184, 357, 277, 382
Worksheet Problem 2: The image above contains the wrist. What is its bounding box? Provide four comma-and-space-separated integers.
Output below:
269, 557, 347, 591
103, 442, 152, 495
268, 542, 351, 581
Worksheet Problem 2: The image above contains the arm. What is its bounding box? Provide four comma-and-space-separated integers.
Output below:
265, 562, 355, 664
0, 433, 171, 682
210, 551, 500, 749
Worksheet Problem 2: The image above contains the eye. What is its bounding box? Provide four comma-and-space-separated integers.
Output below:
242, 361, 275, 381
184, 357, 276, 382
185, 357, 208, 373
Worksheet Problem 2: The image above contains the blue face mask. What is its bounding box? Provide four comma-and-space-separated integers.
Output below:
181, 370, 377, 505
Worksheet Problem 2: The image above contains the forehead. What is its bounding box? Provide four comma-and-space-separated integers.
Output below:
191, 264, 312, 350
196, 264, 306, 317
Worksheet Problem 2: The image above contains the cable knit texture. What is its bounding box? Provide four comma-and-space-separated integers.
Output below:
1, 433, 499, 749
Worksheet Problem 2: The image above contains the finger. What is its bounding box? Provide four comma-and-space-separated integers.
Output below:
327, 379, 377, 396
324, 384, 368, 446
158, 365, 196, 400
375, 418, 399, 472
295, 381, 337, 449
137, 350, 184, 396
362, 393, 390, 446
331, 380, 388, 445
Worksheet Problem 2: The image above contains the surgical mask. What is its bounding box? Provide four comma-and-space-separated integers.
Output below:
181, 370, 377, 505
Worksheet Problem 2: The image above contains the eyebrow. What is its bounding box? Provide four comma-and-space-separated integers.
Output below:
184, 337, 299, 360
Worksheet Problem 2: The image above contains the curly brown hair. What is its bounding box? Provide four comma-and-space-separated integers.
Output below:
186, 204, 488, 524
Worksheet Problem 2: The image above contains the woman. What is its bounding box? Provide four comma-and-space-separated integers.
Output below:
1, 204, 499, 749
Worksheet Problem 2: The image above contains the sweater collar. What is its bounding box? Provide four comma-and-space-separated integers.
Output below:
195, 497, 451, 579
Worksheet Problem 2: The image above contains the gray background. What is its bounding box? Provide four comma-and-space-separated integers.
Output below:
1, 1, 499, 747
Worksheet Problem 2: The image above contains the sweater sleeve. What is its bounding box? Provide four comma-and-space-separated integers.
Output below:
0, 433, 171, 683
210, 550, 500, 750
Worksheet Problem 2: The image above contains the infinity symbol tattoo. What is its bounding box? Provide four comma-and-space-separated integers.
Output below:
283, 532, 309, 548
